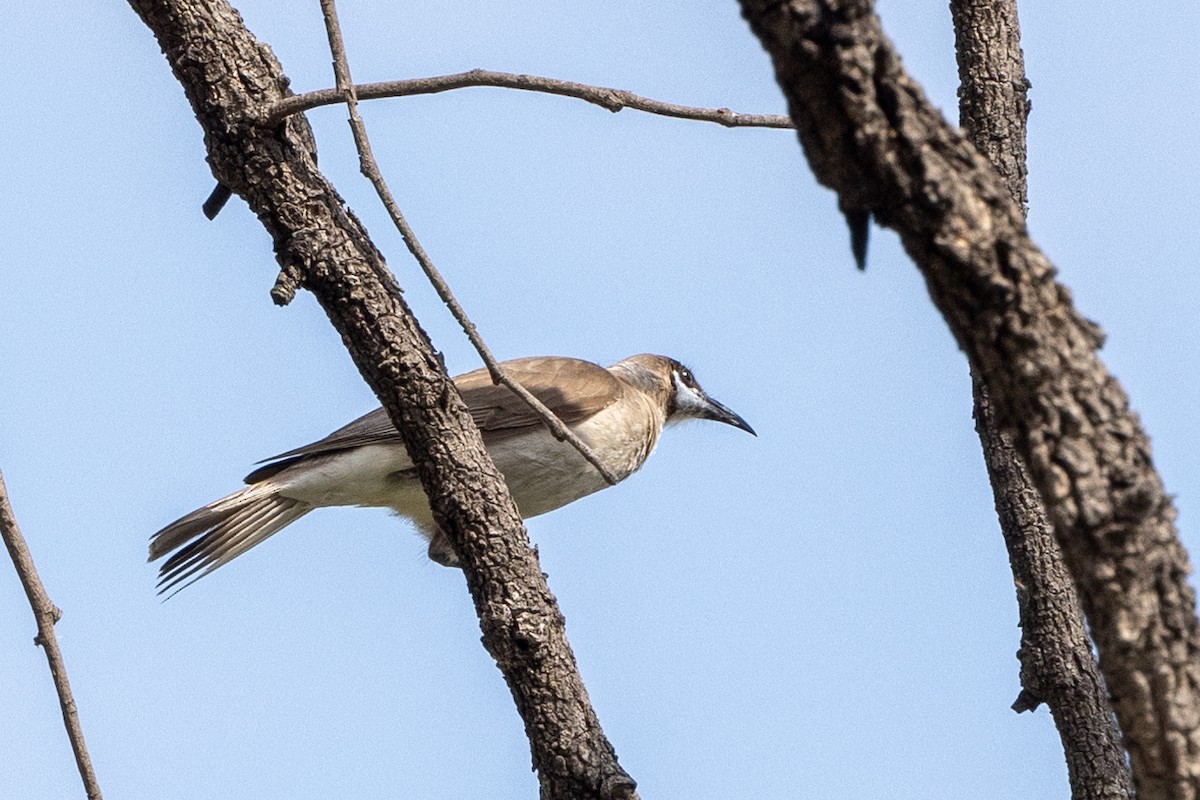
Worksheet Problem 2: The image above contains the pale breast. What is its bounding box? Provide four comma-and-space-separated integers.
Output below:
272, 392, 664, 524
489, 394, 664, 519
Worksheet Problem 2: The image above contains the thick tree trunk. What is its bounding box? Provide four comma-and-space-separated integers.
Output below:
126, 2, 635, 797
739, 1, 1200, 797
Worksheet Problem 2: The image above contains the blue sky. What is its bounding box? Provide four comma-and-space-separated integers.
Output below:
3, 1, 1199, 798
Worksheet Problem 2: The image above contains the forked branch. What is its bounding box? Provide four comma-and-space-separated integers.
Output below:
950, 1, 1131, 796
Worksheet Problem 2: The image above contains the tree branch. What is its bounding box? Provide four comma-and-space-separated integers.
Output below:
950, 0, 1030, 212
950, 1, 1131, 796
212, 70, 792, 221
0, 469, 104, 800
263, 68, 793, 130
974, 384, 1132, 799
738, 1, 1200, 796
127, 1, 634, 797
316, 2, 619, 486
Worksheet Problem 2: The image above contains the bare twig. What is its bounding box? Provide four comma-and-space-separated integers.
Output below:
0, 469, 103, 800
317, 9, 620, 486
263, 68, 793, 130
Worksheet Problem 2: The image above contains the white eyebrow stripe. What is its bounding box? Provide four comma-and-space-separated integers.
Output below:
671, 371, 710, 415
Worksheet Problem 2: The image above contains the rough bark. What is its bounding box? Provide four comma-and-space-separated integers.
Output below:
126, 2, 635, 797
949, 0, 1029, 212
976, 381, 1132, 799
951, 1, 1132, 796
738, 1, 1200, 797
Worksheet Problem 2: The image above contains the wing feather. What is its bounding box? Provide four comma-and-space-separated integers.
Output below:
244, 357, 621, 483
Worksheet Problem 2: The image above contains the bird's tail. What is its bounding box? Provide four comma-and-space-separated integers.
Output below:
149, 483, 312, 595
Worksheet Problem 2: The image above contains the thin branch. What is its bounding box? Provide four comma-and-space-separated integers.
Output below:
951, 0, 1030, 213
974, 380, 1132, 799
0, 469, 104, 800
317, 13, 620, 486
263, 68, 793, 130
951, 2, 1131, 796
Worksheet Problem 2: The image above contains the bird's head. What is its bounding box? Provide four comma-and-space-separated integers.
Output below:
618, 354, 756, 436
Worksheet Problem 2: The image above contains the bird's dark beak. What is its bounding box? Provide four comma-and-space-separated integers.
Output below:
702, 396, 756, 436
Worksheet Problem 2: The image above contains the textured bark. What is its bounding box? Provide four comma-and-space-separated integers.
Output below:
952, 2, 1132, 796
976, 381, 1132, 799
126, 2, 635, 797
949, 0, 1030, 212
738, 2, 1200, 797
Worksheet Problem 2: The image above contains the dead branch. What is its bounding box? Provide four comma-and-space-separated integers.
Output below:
264, 68, 793, 130
0, 469, 104, 800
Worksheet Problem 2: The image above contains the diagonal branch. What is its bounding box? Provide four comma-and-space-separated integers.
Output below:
263, 68, 793, 130
0, 469, 104, 800
128, 1, 635, 797
738, 1, 1200, 797
314, 3, 618, 486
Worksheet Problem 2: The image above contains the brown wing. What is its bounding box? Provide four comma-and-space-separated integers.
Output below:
457, 356, 621, 432
244, 356, 620, 483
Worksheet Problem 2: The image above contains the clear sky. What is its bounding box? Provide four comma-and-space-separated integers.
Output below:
3, 1, 1199, 798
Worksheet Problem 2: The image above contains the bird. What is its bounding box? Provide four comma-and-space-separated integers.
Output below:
149, 354, 754, 593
